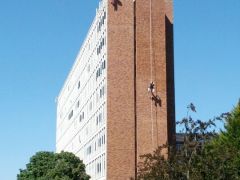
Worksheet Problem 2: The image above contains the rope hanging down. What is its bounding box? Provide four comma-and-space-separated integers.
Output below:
149, 0, 155, 150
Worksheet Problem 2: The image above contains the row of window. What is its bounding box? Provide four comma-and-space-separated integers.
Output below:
85, 134, 106, 157
61, 104, 106, 154
96, 111, 103, 126
56, 2, 108, 153
69, 79, 105, 122
60, 57, 105, 124
60, 83, 106, 146
97, 11, 106, 33
85, 105, 105, 137
58, 37, 106, 123
89, 84, 105, 114
96, 60, 106, 80
76, 62, 106, 112
86, 153, 106, 178
57, 5, 107, 120
66, 84, 106, 140
83, 128, 106, 157
57, 13, 107, 142
65, 114, 106, 154
58, 32, 106, 126
96, 84, 106, 103
97, 37, 106, 55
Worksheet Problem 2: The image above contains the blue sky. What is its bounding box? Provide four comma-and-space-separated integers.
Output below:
0, 0, 239, 179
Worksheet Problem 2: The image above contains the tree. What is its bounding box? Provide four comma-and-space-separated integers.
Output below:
137, 103, 224, 180
17, 151, 90, 180
200, 101, 240, 179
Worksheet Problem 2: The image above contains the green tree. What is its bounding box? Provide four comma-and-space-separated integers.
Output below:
138, 101, 240, 180
17, 151, 90, 180
137, 103, 223, 180
200, 101, 240, 179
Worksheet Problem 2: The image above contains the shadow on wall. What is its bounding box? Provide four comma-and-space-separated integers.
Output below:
111, 0, 122, 11
165, 15, 176, 146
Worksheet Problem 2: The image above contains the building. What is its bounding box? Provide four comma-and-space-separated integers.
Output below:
56, 0, 175, 179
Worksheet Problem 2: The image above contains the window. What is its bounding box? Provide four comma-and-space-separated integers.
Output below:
102, 16, 104, 25
102, 135, 104, 144
96, 116, 99, 126
97, 47, 100, 55
96, 113, 102, 126
98, 11, 106, 33
78, 81, 81, 89
100, 40, 103, 49
103, 157, 106, 171
102, 60, 106, 69
97, 163, 100, 173
96, 92, 99, 103
100, 88, 102, 98
100, 86, 105, 98
99, 113, 102, 123
97, 38, 105, 56
89, 101, 92, 111
76, 101, 80, 109
74, 119, 77, 129
98, 138, 101, 147
104, 11, 106, 20
86, 127, 88, 135
96, 68, 102, 80
68, 110, 73, 120
97, 162, 102, 174
87, 146, 92, 155
88, 64, 90, 72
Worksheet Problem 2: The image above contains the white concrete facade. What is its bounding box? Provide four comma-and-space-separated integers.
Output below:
56, 1, 107, 179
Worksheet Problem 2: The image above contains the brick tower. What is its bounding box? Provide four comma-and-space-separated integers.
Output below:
107, 0, 175, 179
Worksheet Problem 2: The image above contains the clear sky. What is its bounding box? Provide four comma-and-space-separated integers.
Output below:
0, 0, 239, 179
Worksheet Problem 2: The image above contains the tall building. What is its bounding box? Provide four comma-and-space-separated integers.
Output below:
56, 0, 175, 179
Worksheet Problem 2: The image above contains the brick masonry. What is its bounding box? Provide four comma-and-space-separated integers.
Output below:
107, 0, 175, 179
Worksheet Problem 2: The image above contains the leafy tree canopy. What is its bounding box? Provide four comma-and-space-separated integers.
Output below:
17, 151, 90, 180
203, 101, 240, 179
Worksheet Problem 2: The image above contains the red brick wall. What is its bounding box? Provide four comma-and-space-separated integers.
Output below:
107, 0, 135, 179
135, 0, 175, 159
107, 0, 175, 179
